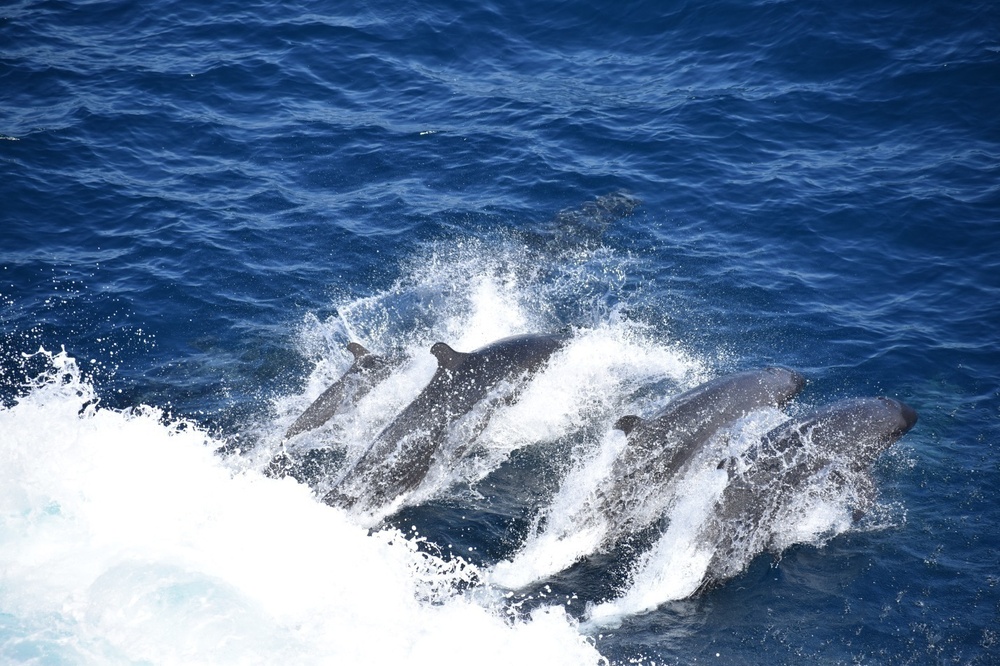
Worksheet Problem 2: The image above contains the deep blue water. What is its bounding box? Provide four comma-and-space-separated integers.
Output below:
3, 0, 999, 663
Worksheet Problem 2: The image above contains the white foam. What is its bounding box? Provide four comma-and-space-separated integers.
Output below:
488, 334, 710, 591
217, 232, 879, 634
583, 409, 879, 625
477, 324, 704, 455
768, 465, 857, 552
586, 465, 731, 625
490, 429, 625, 590
0, 349, 606, 665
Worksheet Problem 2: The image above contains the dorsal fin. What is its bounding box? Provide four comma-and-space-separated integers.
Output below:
431, 342, 469, 372
716, 456, 738, 479
346, 342, 370, 361
613, 415, 644, 436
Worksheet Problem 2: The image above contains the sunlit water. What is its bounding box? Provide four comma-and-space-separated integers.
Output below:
3, 0, 999, 663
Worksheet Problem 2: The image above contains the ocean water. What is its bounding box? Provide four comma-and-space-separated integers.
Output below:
2, 0, 999, 663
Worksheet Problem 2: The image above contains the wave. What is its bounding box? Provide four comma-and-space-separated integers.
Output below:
247, 215, 902, 624
0, 349, 604, 665
1, 207, 908, 661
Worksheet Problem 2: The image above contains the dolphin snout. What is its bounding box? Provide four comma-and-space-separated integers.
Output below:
764, 366, 807, 404
787, 369, 807, 394
897, 400, 918, 432
879, 397, 918, 436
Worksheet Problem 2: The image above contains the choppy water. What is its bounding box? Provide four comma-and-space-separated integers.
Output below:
2, 0, 999, 663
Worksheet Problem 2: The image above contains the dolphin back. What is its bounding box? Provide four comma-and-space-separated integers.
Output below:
754, 396, 918, 470
703, 396, 918, 588
284, 343, 392, 440
621, 367, 806, 471
327, 332, 570, 513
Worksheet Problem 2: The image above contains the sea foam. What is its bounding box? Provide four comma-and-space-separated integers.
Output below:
0, 349, 605, 665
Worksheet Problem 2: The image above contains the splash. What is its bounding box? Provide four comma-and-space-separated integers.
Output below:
0, 349, 606, 665
262, 222, 705, 523
1, 207, 911, 661
583, 405, 904, 626
255, 224, 903, 628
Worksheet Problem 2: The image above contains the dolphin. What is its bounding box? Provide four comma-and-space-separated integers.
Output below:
491, 367, 806, 590
284, 342, 393, 441
323, 332, 570, 513
265, 343, 392, 483
702, 396, 918, 588
601, 367, 807, 534
544, 191, 641, 250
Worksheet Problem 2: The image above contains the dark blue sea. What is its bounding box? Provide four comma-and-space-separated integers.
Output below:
2, 0, 999, 663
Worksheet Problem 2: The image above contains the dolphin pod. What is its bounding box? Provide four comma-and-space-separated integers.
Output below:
277, 332, 917, 599
492, 367, 917, 596
268, 195, 919, 601
322, 332, 569, 513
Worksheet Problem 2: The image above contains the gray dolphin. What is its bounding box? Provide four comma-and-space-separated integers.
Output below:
284, 342, 393, 441
600, 367, 807, 536
324, 332, 569, 512
545, 191, 641, 250
492, 367, 806, 588
265, 342, 393, 482
702, 396, 918, 587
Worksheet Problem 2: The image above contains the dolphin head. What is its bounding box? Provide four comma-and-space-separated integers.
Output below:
797, 397, 918, 469
879, 396, 918, 437
842, 397, 918, 471
761, 366, 807, 406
